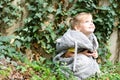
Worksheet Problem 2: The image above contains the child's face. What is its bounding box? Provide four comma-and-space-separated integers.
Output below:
76, 15, 95, 36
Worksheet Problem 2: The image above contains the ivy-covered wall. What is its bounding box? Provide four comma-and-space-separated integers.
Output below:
0, 0, 120, 62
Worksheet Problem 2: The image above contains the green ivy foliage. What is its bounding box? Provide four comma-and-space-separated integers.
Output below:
0, 35, 24, 61
1, 0, 120, 61
0, 0, 22, 28
0, 35, 74, 79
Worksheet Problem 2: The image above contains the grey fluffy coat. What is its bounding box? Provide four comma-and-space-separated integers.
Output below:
53, 29, 100, 80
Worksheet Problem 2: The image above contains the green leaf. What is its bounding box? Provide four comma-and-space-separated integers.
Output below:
3, 17, 9, 23
47, 6, 54, 12
50, 31, 56, 40
14, 40, 21, 48
0, 46, 7, 50
16, 66, 27, 72
56, 4, 62, 15
45, 35, 50, 43
33, 26, 39, 32
96, 6, 110, 10
24, 17, 32, 23
95, 18, 103, 23
27, 4, 36, 11
35, 13, 42, 18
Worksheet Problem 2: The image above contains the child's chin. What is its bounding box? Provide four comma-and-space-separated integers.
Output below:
88, 31, 94, 35
89, 30, 94, 33
90, 30, 94, 32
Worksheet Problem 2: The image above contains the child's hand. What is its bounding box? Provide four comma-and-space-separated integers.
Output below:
81, 50, 98, 58
64, 51, 74, 58
91, 50, 98, 58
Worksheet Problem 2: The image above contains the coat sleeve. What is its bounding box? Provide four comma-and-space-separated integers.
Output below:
56, 37, 68, 53
56, 36, 75, 53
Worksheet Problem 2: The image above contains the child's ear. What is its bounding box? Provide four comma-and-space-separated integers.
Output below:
74, 26, 81, 32
74, 26, 78, 30
74, 26, 80, 31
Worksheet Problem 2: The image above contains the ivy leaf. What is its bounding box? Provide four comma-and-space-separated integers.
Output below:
27, 5, 36, 11
0, 4, 3, 8
35, 13, 42, 18
50, 31, 56, 41
56, 8, 62, 15
3, 17, 9, 23
45, 35, 50, 43
96, 6, 110, 10
24, 17, 32, 23
33, 26, 39, 32
0, 46, 7, 50
26, 36, 32, 42
56, 4, 62, 15
112, 3, 118, 8
16, 66, 27, 72
0, 36, 9, 42
47, 7, 54, 13
95, 18, 103, 23
14, 40, 21, 48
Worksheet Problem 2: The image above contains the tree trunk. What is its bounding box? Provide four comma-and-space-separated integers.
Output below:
110, 29, 120, 63
115, 28, 120, 62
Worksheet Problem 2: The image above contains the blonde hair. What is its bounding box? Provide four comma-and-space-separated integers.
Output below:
70, 12, 92, 29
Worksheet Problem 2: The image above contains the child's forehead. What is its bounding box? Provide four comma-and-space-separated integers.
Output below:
77, 14, 92, 21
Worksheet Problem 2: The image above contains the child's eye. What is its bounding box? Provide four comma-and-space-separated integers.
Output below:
85, 21, 89, 23
91, 21, 93, 23
85, 20, 93, 23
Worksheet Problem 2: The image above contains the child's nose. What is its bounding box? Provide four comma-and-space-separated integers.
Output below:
90, 22, 94, 25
